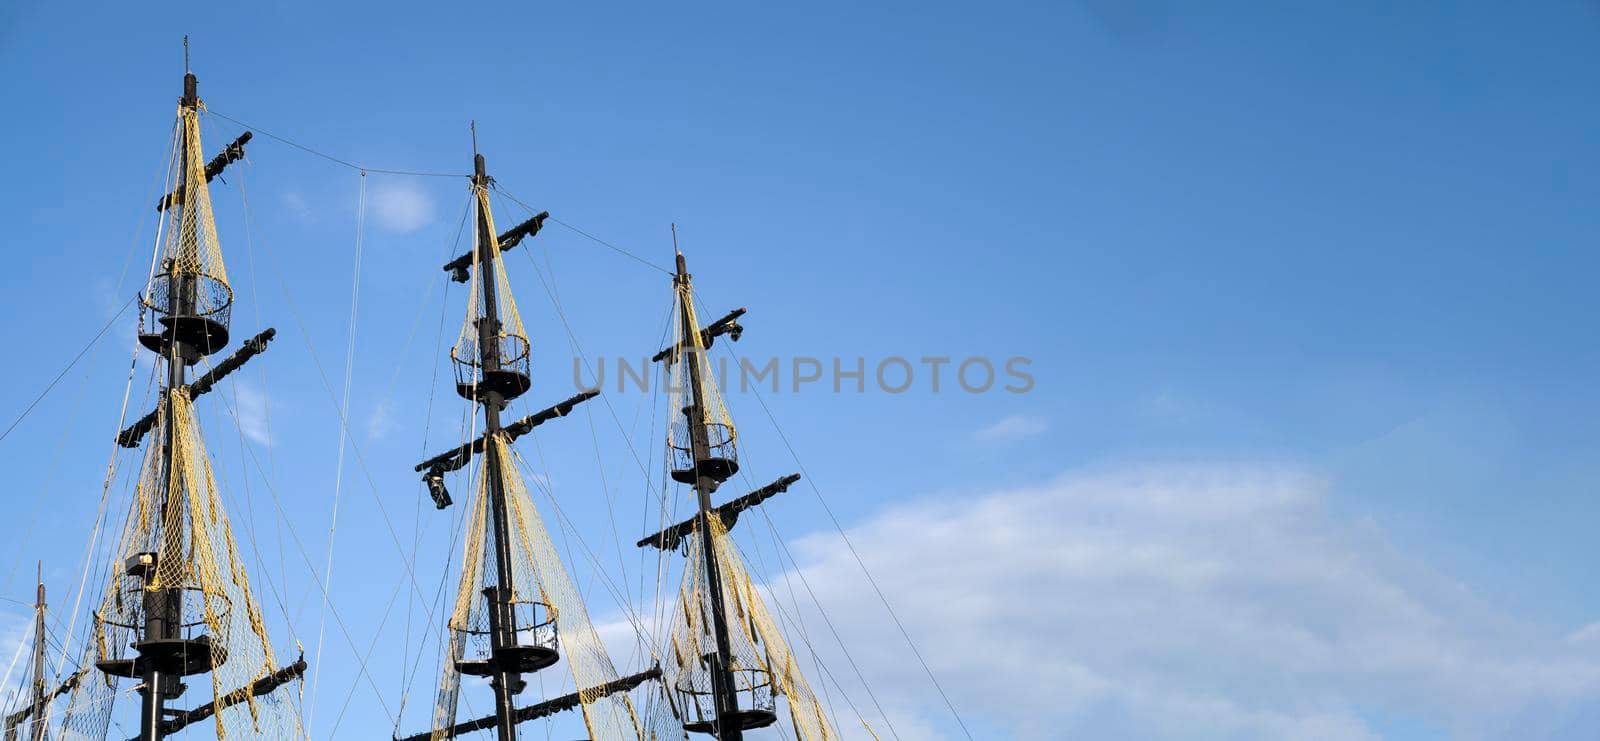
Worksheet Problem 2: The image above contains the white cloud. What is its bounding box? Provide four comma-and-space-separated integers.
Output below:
281, 190, 313, 223
366, 399, 396, 441
1568, 622, 1600, 645
974, 414, 1048, 444
747, 465, 1600, 740
232, 380, 273, 447
1135, 388, 1211, 424
371, 183, 435, 234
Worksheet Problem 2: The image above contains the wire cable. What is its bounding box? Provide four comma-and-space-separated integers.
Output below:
0, 296, 135, 447
308, 170, 368, 736
702, 312, 975, 740
492, 186, 674, 276
204, 108, 466, 179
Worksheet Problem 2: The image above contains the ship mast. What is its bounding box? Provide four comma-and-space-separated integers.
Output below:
65, 61, 303, 741
406, 141, 674, 741
674, 251, 747, 741
135, 70, 202, 741
29, 568, 45, 741
469, 150, 525, 741
638, 244, 838, 741
3, 567, 51, 741
410, 142, 648, 741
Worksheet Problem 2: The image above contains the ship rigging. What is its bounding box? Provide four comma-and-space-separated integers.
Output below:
3, 52, 965, 741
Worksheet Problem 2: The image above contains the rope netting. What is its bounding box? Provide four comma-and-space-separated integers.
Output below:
40, 664, 113, 741
451, 185, 531, 392
665, 277, 736, 477
0, 604, 88, 741
61, 391, 299, 739
427, 452, 487, 740
665, 515, 837, 741
54, 438, 158, 740
142, 104, 233, 334
710, 517, 835, 741
430, 435, 647, 740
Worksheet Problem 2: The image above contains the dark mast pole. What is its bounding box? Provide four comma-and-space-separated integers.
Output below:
674, 249, 744, 741
471, 149, 523, 741
138, 68, 200, 741
28, 565, 44, 741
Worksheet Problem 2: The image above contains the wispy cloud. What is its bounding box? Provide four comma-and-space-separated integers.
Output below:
1135, 388, 1208, 424
756, 465, 1600, 739
281, 190, 313, 223
974, 414, 1048, 444
366, 399, 396, 441
232, 380, 273, 447
1569, 622, 1600, 645
370, 183, 435, 234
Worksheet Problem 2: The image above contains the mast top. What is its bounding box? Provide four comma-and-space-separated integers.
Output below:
181, 36, 197, 109
471, 120, 489, 185
672, 224, 689, 279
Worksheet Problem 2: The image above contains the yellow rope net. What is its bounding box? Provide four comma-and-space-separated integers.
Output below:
451, 184, 531, 389
429, 436, 644, 740
656, 268, 834, 739
710, 516, 835, 741
665, 276, 736, 474
56, 103, 297, 739
143, 104, 232, 326
665, 515, 837, 741
65, 391, 299, 739
428, 455, 488, 740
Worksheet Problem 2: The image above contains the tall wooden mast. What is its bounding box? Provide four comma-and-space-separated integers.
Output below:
470, 151, 527, 741
133, 70, 203, 741
73, 59, 303, 741
28, 567, 46, 741
638, 244, 838, 741
406, 145, 661, 741
674, 252, 748, 741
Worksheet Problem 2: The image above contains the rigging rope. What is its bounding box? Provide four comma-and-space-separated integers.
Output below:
727, 467, 850, 735
493, 186, 675, 276
199, 392, 398, 723
0, 616, 34, 708
233, 160, 298, 651
29, 102, 955, 739
189, 133, 307, 690
308, 169, 368, 736
0, 296, 134, 448
43, 118, 185, 700
234, 155, 467, 727
189, 111, 675, 290
395, 191, 476, 731
523, 237, 635, 620
203, 353, 300, 636
699, 305, 975, 741
220, 113, 298, 652
204, 108, 465, 179
497, 193, 695, 715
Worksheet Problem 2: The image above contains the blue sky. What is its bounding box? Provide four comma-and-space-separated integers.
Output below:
1, 2, 1599, 739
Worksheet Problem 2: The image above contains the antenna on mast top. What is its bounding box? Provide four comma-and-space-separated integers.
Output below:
470, 121, 487, 183
180, 35, 198, 108
672, 223, 687, 276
